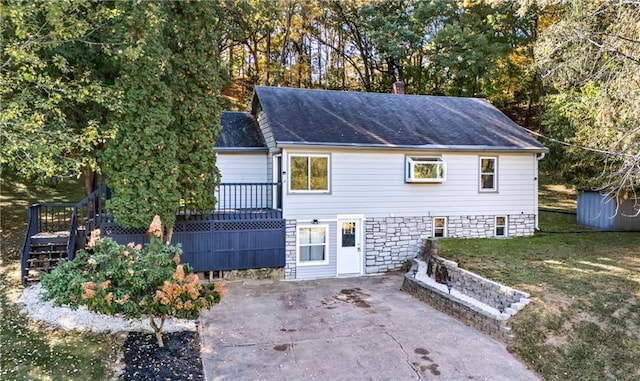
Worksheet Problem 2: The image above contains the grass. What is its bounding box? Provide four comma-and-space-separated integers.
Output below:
1, 174, 122, 381
438, 183, 640, 380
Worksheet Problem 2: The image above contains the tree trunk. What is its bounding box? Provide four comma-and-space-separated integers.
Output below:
149, 315, 166, 347
275, 0, 293, 86
164, 226, 174, 245
82, 166, 94, 196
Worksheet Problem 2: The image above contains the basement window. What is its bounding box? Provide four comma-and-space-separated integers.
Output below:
406, 156, 446, 183
433, 217, 447, 238
495, 216, 507, 237
297, 225, 329, 265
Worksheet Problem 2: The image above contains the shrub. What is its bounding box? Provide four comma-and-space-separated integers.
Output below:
41, 216, 225, 347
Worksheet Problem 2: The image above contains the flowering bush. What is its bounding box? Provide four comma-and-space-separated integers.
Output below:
41, 216, 225, 347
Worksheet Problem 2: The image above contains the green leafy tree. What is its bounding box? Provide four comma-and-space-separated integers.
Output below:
1, 0, 121, 191
102, 1, 223, 239
535, 0, 640, 204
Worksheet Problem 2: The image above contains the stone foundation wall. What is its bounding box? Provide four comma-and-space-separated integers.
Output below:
364, 217, 432, 274
364, 214, 536, 274
447, 214, 535, 238
284, 220, 297, 280
196, 267, 284, 281
508, 214, 536, 236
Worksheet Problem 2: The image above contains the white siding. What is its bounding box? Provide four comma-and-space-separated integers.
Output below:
257, 110, 279, 183
282, 149, 537, 220
217, 152, 268, 183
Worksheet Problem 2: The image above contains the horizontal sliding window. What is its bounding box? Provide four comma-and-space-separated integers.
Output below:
406, 156, 446, 183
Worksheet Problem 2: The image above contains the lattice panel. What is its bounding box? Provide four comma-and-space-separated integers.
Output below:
178, 221, 213, 232
101, 224, 146, 236
213, 220, 285, 231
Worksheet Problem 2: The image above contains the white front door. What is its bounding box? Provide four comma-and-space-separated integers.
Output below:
336, 219, 363, 275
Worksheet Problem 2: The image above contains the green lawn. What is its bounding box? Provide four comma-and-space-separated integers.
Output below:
438, 187, 640, 380
0, 175, 122, 381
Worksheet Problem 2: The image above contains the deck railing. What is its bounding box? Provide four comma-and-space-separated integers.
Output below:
74, 185, 108, 233
21, 205, 42, 284
177, 182, 282, 220
21, 185, 109, 284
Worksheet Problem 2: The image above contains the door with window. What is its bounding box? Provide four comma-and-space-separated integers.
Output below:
336, 218, 363, 275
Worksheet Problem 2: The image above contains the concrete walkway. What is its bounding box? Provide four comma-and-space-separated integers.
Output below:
199, 272, 539, 381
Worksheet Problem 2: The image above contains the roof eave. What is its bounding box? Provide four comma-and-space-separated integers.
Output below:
215, 147, 268, 153
276, 141, 548, 153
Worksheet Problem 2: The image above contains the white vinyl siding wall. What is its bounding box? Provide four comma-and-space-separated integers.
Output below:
217, 152, 268, 183
282, 149, 537, 220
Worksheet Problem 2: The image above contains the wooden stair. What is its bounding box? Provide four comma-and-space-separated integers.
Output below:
23, 234, 69, 284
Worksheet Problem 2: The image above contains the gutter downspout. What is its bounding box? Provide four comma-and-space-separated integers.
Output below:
535, 153, 546, 230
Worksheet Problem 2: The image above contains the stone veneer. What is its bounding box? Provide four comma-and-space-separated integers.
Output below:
284, 219, 297, 279
365, 217, 433, 274
365, 214, 536, 274
447, 214, 536, 238
507, 214, 536, 236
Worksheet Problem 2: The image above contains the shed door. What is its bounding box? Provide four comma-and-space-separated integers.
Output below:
336, 219, 362, 275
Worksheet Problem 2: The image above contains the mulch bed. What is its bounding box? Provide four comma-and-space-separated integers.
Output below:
123, 331, 204, 381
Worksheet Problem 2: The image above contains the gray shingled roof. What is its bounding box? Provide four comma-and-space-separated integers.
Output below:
217, 111, 265, 149
253, 86, 547, 151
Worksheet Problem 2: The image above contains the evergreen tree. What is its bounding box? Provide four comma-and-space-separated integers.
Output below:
102, 1, 223, 239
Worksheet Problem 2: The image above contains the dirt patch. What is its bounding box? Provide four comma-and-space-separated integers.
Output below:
273, 343, 292, 351
414, 347, 429, 355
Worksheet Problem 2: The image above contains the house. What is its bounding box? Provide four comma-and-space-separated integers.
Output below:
20, 85, 548, 284
216, 86, 548, 280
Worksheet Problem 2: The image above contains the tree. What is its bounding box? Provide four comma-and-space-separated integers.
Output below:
102, 1, 223, 239
0, 0, 121, 192
535, 0, 640, 208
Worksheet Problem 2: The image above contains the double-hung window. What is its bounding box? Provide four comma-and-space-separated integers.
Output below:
495, 216, 507, 237
297, 225, 329, 265
406, 156, 446, 183
433, 217, 447, 238
289, 154, 330, 192
479, 157, 497, 191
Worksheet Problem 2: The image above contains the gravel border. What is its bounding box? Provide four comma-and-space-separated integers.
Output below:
17, 284, 196, 333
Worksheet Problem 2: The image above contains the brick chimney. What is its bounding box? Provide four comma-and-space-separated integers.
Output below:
392, 81, 405, 94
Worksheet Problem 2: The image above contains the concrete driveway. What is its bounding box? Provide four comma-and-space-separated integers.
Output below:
199, 272, 539, 381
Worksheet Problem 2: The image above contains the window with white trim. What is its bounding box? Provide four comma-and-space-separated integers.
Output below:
289, 154, 329, 192
495, 216, 507, 237
406, 156, 446, 183
479, 157, 497, 191
297, 225, 329, 265
433, 217, 447, 238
